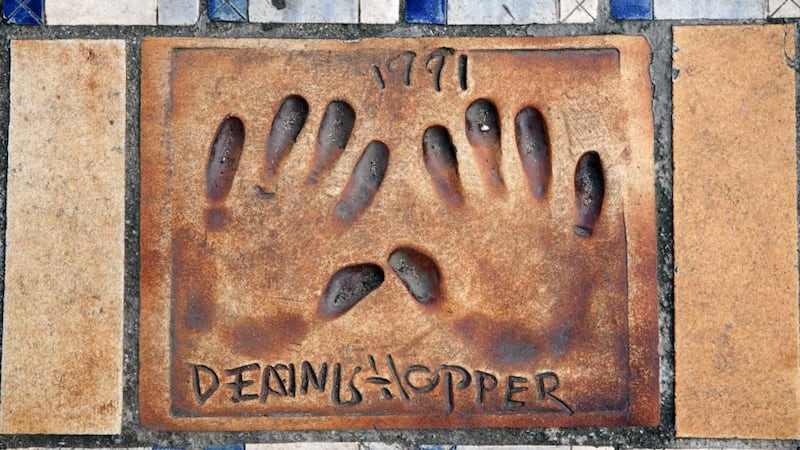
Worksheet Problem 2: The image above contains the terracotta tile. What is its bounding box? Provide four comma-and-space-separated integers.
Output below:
46, 0, 156, 24
673, 25, 800, 439
139, 36, 658, 431
1, 39, 126, 434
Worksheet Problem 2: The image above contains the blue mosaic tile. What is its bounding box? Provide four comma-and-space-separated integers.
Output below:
611, 0, 653, 19
205, 446, 243, 450
405, 0, 446, 24
209, 0, 248, 22
4, 0, 44, 25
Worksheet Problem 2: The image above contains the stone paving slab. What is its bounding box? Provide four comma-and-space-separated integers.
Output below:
139, 35, 658, 431
673, 24, 800, 439
1, 39, 126, 434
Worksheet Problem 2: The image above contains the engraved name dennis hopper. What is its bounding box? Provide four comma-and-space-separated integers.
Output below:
187, 354, 574, 415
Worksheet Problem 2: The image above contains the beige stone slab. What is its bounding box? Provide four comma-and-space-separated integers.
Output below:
673, 24, 800, 439
1, 40, 126, 434
46, 0, 156, 25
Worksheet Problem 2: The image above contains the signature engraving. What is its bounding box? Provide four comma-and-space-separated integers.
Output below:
188, 354, 573, 415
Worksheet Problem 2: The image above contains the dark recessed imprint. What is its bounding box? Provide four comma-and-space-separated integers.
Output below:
423, 126, 464, 208
425, 47, 455, 92
573, 151, 605, 237
388, 247, 442, 304
307, 100, 356, 185
320, 264, 385, 317
387, 51, 416, 86
255, 185, 276, 199
515, 107, 552, 198
206, 116, 245, 203
263, 95, 309, 184
465, 99, 504, 193
333, 141, 389, 229
458, 55, 468, 91
371, 65, 386, 89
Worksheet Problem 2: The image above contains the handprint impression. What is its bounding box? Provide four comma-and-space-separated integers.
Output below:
195, 94, 615, 367
388, 98, 610, 366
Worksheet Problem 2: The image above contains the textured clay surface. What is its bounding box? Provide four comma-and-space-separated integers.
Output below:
139, 37, 658, 430
2, 40, 126, 434
673, 25, 800, 439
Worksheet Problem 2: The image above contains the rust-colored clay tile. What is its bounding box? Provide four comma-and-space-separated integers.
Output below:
673, 25, 800, 439
139, 37, 658, 430
1, 40, 126, 434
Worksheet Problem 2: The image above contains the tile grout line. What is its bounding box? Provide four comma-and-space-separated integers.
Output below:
0, 30, 11, 421
655, 18, 676, 437
123, 35, 143, 444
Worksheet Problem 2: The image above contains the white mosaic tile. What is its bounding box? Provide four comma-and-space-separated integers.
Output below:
447, 0, 558, 24
360, 444, 404, 450
560, 0, 598, 22
360, 0, 400, 23
654, 0, 764, 19
246, 444, 359, 450
769, 0, 800, 17
46, 0, 157, 24
459, 447, 570, 450
249, 0, 358, 23
158, 0, 200, 25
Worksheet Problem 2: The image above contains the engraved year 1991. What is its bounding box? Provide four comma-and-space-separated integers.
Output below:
371, 47, 469, 92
